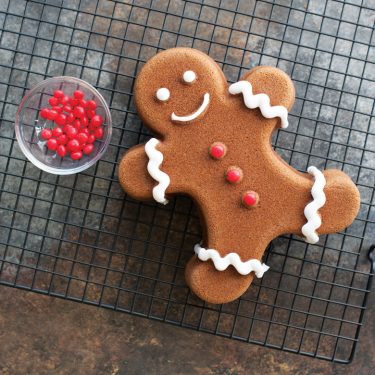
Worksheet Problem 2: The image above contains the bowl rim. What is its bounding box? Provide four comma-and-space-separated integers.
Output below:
15, 76, 112, 175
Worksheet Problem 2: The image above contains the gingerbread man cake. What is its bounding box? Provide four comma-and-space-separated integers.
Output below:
119, 48, 360, 304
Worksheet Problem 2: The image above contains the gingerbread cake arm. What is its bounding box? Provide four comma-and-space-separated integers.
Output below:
118, 144, 156, 202
290, 168, 360, 243
317, 169, 360, 235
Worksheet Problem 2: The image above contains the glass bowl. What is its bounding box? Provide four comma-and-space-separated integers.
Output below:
15, 76, 112, 175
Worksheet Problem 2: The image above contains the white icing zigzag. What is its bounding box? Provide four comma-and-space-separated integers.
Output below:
145, 138, 170, 205
301, 166, 326, 244
194, 244, 270, 277
229, 81, 289, 128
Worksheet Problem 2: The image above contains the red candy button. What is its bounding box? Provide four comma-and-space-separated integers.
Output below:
209, 142, 226, 159
81, 116, 88, 127
83, 144, 94, 155
66, 126, 78, 139
51, 105, 62, 113
242, 191, 259, 208
60, 95, 70, 105
73, 90, 84, 100
90, 114, 103, 128
87, 134, 96, 144
40, 108, 50, 119
47, 110, 58, 121
47, 138, 58, 151
52, 126, 63, 138
53, 90, 64, 99
73, 106, 85, 118
48, 96, 59, 106
77, 132, 88, 144
57, 134, 68, 145
66, 113, 75, 124
67, 139, 80, 153
226, 167, 243, 184
55, 113, 67, 126
57, 145, 67, 157
41, 128, 52, 140
86, 100, 96, 110
94, 127, 103, 139
70, 151, 83, 160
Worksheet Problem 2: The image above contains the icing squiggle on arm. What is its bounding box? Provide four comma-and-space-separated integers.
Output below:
302, 166, 326, 244
145, 138, 170, 205
194, 244, 269, 277
229, 81, 289, 128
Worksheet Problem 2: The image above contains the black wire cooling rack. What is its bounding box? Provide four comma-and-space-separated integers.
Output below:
0, 0, 374, 363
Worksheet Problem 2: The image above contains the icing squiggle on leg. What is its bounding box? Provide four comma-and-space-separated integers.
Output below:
229, 81, 289, 128
194, 244, 269, 277
145, 138, 170, 205
302, 166, 326, 244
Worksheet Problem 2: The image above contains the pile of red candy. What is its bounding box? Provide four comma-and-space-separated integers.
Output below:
39, 89, 104, 160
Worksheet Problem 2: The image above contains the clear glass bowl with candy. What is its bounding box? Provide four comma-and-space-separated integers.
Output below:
15, 76, 112, 175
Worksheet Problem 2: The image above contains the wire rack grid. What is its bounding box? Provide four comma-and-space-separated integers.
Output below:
0, 0, 374, 364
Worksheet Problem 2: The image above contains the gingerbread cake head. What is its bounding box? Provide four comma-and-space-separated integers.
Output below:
119, 47, 360, 304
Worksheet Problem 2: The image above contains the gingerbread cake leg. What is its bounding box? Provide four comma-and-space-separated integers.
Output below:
185, 257, 254, 304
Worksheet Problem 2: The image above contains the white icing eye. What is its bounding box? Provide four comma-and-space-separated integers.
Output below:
183, 70, 196, 84
156, 88, 170, 102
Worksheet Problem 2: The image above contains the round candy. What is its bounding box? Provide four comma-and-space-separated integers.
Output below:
57, 145, 67, 157
40, 108, 50, 119
87, 134, 96, 144
83, 144, 94, 155
86, 100, 97, 110
55, 113, 67, 126
66, 113, 75, 124
47, 138, 58, 151
41, 128, 52, 140
60, 95, 70, 105
57, 134, 68, 145
69, 97, 79, 107
53, 90, 64, 99
48, 96, 59, 106
73, 119, 81, 129
70, 151, 83, 160
62, 104, 72, 113
52, 126, 63, 138
67, 139, 80, 153
81, 117, 89, 127
226, 167, 243, 184
73, 90, 84, 100
242, 191, 259, 208
47, 110, 58, 121
66, 126, 78, 139
86, 109, 96, 119
77, 132, 88, 144
51, 106, 62, 113
90, 114, 103, 128
73, 106, 85, 118
209, 142, 226, 159
94, 127, 103, 139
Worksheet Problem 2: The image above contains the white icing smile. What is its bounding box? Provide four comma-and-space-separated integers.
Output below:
171, 93, 210, 122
